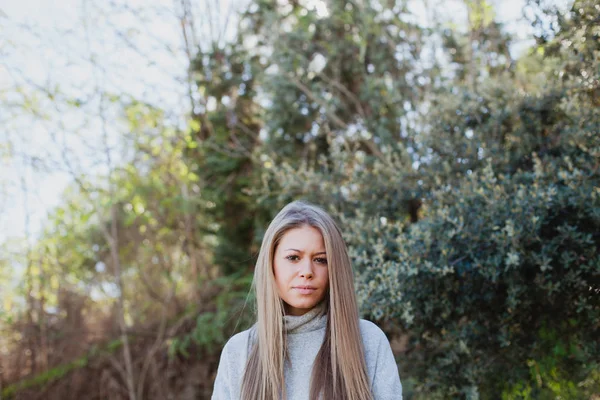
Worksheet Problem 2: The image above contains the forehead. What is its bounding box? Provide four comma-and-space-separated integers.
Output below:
278, 225, 325, 249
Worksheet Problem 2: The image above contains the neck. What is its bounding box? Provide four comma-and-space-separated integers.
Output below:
283, 301, 327, 334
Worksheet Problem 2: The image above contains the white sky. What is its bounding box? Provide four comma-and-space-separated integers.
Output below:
0, 0, 563, 251
0, 0, 246, 248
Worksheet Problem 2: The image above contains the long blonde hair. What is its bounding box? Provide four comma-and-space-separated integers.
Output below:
241, 200, 373, 400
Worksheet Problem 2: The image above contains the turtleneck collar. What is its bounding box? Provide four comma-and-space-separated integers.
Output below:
283, 301, 327, 334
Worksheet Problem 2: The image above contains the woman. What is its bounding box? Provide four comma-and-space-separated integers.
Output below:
212, 201, 402, 400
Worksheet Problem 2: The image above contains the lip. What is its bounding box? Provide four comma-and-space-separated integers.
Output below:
293, 286, 317, 294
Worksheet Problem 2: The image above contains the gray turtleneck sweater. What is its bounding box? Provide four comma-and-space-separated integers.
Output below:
211, 304, 403, 399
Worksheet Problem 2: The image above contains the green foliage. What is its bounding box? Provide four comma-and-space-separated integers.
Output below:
267, 123, 599, 398
2, 353, 89, 399
0, 337, 128, 399
244, 0, 431, 157
257, 143, 418, 222
169, 272, 255, 357
186, 39, 263, 275
501, 325, 600, 399
3, 0, 599, 398
354, 155, 598, 396
257, 0, 600, 397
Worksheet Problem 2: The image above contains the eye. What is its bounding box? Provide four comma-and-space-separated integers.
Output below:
314, 257, 328, 265
285, 255, 300, 261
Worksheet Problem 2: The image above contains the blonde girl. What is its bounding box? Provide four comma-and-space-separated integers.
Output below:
212, 200, 402, 400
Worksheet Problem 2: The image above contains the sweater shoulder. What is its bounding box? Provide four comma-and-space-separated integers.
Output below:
221, 327, 253, 356
359, 318, 387, 337
213, 328, 254, 399
358, 319, 388, 349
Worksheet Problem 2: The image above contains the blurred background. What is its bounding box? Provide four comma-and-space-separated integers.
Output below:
0, 0, 598, 398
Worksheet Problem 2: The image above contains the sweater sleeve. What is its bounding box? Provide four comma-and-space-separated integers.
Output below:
372, 333, 403, 400
211, 340, 233, 400
360, 320, 403, 400
212, 329, 251, 400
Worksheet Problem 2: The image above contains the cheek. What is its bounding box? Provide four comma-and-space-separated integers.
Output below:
273, 261, 290, 287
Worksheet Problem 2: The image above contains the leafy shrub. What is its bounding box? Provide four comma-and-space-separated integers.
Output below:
352, 150, 599, 396
258, 3, 600, 392
169, 272, 255, 358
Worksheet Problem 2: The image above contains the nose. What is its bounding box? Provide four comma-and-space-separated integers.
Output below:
299, 260, 314, 279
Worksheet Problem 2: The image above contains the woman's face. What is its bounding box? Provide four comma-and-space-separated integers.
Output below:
273, 225, 329, 316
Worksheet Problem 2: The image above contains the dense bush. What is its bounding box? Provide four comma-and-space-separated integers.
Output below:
260, 0, 600, 397
352, 154, 599, 398
265, 126, 599, 398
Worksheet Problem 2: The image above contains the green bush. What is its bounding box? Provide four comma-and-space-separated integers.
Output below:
169, 272, 255, 358
266, 127, 599, 398
258, 1, 600, 395
353, 149, 599, 395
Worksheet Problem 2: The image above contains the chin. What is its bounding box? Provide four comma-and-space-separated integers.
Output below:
289, 298, 321, 310
293, 302, 316, 310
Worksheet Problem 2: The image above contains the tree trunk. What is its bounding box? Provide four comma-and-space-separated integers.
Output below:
109, 203, 137, 400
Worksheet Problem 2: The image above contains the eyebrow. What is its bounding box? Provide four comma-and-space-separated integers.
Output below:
284, 248, 327, 255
